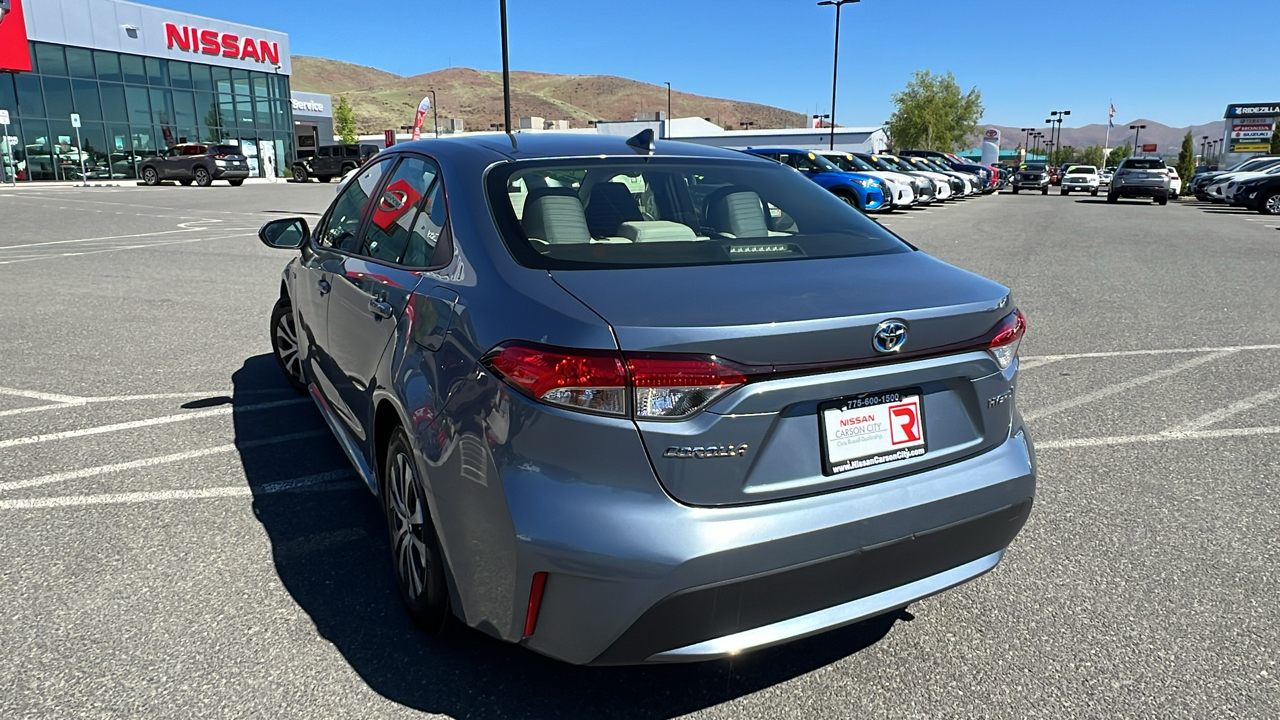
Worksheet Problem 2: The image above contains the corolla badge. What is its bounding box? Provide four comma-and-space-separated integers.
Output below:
872, 320, 908, 353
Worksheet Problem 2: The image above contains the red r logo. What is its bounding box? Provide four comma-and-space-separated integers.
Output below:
888, 400, 921, 445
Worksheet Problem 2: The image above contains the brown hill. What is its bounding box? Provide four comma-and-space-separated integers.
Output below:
985, 118, 1226, 157
291, 57, 807, 134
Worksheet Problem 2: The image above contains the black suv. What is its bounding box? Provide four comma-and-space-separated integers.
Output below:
140, 144, 249, 187
292, 144, 379, 183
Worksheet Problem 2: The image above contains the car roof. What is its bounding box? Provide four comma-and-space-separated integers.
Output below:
384, 133, 765, 164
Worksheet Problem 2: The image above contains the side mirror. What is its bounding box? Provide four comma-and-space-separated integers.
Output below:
258, 217, 310, 249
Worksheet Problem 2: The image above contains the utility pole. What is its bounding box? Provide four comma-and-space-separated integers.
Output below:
818, 0, 859, 151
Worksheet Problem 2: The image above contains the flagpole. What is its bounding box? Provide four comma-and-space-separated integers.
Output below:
1104, 99, 1112, 163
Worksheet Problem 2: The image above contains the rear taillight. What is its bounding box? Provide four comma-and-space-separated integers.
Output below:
213, 153, 228, 159
483, 343, 752, 420
988, 310, 1027, 370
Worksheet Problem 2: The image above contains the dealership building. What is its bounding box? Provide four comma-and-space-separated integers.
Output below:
0, 0, 303, 181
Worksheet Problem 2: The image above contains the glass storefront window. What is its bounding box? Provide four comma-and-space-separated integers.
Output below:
255, 98, 271, 131
190, 63, 213, 92
145, 57, 168, 86
35, 44, 68, 77
252, 73, 269, 99
120, 55, 147, 85
212, 67, 232, 95
21, 119, 54, 181
15, 74, 45, 119
100, 83, 127, 123
47, 119, 77, 181
235, 95, 254, 128
173, 91, 197, 129
94, 51, 122, 83
66, 48, 96, 79
71, 80, 103, 122
76, 122, 112, 179
170, 61, 192, 89
125, 86, 150, 126
232, 69, 250, 96
0, 74, 16, 115
107, 124, 135, 178
42, 77, 75, 121
193, 91, 216, 133
149, 88, 173, 128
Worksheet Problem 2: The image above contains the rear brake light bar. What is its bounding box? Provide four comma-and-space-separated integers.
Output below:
483, 310, 1027, 420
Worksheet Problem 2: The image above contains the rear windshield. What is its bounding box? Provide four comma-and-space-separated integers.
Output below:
1121, 158, 1165, 170
210, 145, 241, 156
487, 157, 911, 270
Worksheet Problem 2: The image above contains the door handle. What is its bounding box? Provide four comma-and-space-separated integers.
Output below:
369, 299, 394, 319
317, 278, 331, 295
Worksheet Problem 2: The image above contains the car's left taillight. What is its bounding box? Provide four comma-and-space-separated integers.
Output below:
988, 310, 1027, 370
483, 343, 753, 421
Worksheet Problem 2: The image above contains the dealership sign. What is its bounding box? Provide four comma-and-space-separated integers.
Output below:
1230, 118, 1274, 140
165, 23, 281, 64
1225, 103, 1280, 118
0, 0, 32, 72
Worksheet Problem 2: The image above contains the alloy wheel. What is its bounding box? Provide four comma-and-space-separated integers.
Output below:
388, 451, 430, 600
273, 311, 304, 385
195, 168, 211, 186
143, 168, 157, 185
1266, 193, 1280, 215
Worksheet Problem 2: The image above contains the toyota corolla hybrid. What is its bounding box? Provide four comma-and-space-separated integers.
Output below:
258, 132, 1036, 666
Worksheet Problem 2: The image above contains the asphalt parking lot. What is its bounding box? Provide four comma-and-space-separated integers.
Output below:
2, 182, 1278, 719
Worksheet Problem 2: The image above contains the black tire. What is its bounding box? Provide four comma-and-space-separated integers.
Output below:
142, 167, 159, 186
1107, 192, 1118, 203
341, 163, 357, 176
269, 298, 307, 394
1012, 186, 1019, 194
179, 180, 192, 186
834, 190, 862, 212
1041, 185, 1048, 195
1157, 195, 1168, 206
383, 426, 452, 634
1091, 189, 1098, 196
292, 165, 308, 182
1061, 188, 1068, 195
1260, 191, 1280, 215
318, 175, 333, 183
193, 166, 212, 187
228, 178, 244, 187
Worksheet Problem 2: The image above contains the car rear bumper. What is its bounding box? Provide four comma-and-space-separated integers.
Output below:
1113, 184, 1168, 198
513, 426, 1036, 665
212, 167, 250, 179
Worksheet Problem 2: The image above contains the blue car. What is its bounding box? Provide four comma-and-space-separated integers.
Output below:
745, 147, 888, 212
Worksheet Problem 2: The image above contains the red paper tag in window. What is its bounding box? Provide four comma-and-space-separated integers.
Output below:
371, 178, 422, 232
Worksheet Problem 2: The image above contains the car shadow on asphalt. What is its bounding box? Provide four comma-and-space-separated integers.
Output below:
229, 353, 901, 719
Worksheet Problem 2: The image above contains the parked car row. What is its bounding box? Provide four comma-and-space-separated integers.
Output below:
743, 148, 1000, 213
1188, 154, 1280, 214
1010, 157, 1178, 205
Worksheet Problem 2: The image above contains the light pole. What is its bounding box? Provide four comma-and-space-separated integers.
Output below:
813, 113, 830, 129
664, 82, 672, 125
1200, 135, 1208, 165
1130, 123, 1146, 155
499, 0, 512, 134
817, 0, 859, 151
740, 121, 757, 130
426, 89, 438, 138
1021, 127, 1034, 157
1047, 110, 1070, 165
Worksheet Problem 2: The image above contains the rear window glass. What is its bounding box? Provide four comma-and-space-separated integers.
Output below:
487, 157, 910, 270
210, 145, 240, 156
1121, 159, 1165, 170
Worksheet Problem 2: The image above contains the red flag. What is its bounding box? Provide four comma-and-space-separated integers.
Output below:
1109, 103, 1116, 118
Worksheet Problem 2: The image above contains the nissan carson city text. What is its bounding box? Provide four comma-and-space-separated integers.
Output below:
258, 132, 1037, 666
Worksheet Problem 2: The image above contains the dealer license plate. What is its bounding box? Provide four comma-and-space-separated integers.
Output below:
819, 388, 927, 476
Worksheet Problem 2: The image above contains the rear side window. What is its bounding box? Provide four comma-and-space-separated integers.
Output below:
360, 156, 441, 265
486, 157, 909, 270
315, 158, 393, 252
1121, 158, 1165, 170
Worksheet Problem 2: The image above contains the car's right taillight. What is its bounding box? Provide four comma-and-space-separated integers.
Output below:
988, 310, 1027, 370
628, 355, 750, 420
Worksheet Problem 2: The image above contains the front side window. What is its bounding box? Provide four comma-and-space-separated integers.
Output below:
315, 158, 392, 252
487, 157, 909, 270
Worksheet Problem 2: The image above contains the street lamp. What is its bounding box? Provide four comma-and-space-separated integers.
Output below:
1048, 110, 1070, 165
740, 121, 757, 129
817, 0, 860, 151
499, 0, 512, 134
1200, 135, 1208, 165
813, 113, 830, 129
1130, 124, 1147, 155
664, 82, 672, 125
490, 122, 505, 132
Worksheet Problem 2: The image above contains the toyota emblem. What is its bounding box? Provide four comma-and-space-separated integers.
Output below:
872, 320, 908, 353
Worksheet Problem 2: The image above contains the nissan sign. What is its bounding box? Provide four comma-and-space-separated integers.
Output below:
165, 23, 281, 65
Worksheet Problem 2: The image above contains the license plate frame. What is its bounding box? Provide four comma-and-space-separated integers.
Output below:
819, 387, 928, 476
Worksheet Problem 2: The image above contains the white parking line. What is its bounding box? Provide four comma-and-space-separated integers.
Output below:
1020, 344, 1280, 370
1166, 386, 1280, 433
0, 430, 327, 492
0, 390, 293, 418
0, 228, 206, 252
0, 233, 254, 265
0, 470, 357, 510
1023, 350, 1235, 422
1035, 425, 1280, 450
0, 398, 309, 449
0, 386, 83, 404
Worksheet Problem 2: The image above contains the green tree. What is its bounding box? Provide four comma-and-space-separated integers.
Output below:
1176, 131, 1196, 189
335, 96, 358, 145
1107, 142, 1132, 166
1271, 130, 1280, 154
886, 70, 984, 152
1080, 144, 1105, 168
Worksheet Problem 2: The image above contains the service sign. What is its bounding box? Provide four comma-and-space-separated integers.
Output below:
0, 0, 32, 72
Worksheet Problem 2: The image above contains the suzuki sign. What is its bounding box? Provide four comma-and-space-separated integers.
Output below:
165, 23, 280, 65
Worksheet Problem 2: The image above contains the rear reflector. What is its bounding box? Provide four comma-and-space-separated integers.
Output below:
523, 571, 548, 638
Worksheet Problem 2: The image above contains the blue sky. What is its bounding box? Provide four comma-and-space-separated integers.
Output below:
151, 0, 1264, 129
